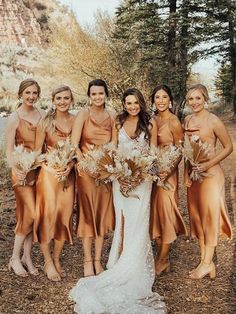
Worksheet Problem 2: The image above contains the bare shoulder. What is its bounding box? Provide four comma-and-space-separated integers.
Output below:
209, 112, 222, 125
169, 114, 181, 129
75, 108, 89, 120
38, 108, 46, 118
183, 114, 192, 124
7, 111, 19, 127
107, 109, 116, 117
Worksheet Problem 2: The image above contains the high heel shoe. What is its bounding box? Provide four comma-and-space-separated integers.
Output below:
8, 257, 28, 277
94, 259, 104, 275
155, 258, 170, 276
53, 257, 66, 278
83, 260, 95, 277
21, 256, 39, 276
44, 260, 61, 282
189, 262, 216, 280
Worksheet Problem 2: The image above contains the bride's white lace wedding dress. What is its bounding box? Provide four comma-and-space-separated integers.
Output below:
69, 128, 166, 314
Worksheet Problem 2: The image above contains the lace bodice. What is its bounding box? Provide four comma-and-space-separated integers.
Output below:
118, 127, 149, 152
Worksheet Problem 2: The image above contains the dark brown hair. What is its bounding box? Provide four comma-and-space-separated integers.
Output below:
116, 88, 151, 140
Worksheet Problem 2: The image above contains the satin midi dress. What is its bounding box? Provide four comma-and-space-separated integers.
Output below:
12, 113, 41, 236
76, 110, 115, 238
184, 112, 232, 246
33, 124, 75, 244
150, 115, 187, 243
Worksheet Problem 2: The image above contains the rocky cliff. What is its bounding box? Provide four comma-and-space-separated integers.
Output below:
0, 0, 57, 46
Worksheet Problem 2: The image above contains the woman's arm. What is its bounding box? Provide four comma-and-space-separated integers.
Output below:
5, 113, 19, 167
171, 117, 184, 146
194, 115, 233, 173
150, 118, 157, 148
71, 110, 87, 160
111, 123, 118, 146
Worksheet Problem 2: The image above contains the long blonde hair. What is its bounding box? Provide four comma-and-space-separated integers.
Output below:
17, 78, 41, 108
186, 84, 210, 102
40, 85, 74, 134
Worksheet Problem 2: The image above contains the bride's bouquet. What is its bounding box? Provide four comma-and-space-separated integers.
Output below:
40, 138, 76, 188
113, 143, 155, 198
12, 144, 40, 186
182, 134, 212, 182
149, 145, 182, 191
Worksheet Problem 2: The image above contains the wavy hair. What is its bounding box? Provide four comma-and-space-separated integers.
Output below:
40, 85, 74, 134
116, 88, 151, 140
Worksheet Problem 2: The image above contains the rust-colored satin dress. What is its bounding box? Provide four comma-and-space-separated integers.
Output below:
12, 114, 40, 236
150, 115, 187, 243
184, 112, 232, 246
33, 123, 75, 244
76, 110, 115, 238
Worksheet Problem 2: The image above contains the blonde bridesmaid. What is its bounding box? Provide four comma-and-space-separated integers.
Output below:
33, 86, 75, 281
150, 84, 187, 275
71, 79, 115, 277
184, 83, 233, 279
6, 79, 44, 277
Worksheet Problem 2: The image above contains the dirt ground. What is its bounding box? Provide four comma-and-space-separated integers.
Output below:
0, 113, 235, 314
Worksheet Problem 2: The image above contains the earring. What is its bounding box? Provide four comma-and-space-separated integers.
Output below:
123, 106, 127, 111
204, 102, 208, 109
169, 102, 172, 109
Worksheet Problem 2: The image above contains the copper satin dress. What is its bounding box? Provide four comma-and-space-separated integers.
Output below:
12, 113, 41, 236
184, 112, 232, 246
76, 110, 115, 238
33, 123, 75, 244
150, 115, 187, 243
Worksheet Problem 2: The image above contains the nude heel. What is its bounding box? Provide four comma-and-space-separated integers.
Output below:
209, 264, 216, 279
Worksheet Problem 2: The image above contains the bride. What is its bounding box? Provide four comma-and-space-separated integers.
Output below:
70, 88, 166, 314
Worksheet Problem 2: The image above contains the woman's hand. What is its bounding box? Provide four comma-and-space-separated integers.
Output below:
158, 171, 169, 181
41, 163, 58, 176
192, 161, 211, 173
87, 171, 99, 179
56, 161, 75, 177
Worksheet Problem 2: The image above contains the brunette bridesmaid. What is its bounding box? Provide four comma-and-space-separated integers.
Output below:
150, 85, 187, 275
33, 85, 75, 281
184, 84, 233, 279
71, 79, 115, 277
6, 79, 44, 277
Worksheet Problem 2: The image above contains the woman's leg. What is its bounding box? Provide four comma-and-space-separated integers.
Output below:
94, 236, 104, 275
82, 237, 94, 277
9, 234, 28, 277
21, 232, 39, 275
155, 243, 171, 275
190, 245, 216, 279
40, 242, 61, 281
53, 239, 66, 277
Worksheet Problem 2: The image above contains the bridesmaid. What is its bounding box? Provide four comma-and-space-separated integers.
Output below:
71, 79, 115, 277
33, 85, 75, 281
184, 83, 233, 279
5, 79, 44, 277
150, 84, 187, 275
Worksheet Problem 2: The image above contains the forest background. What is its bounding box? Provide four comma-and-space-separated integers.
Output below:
0, 1, 236, 313
0, 0, 235, 118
